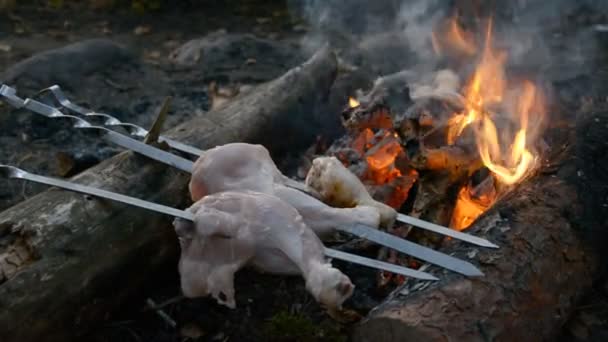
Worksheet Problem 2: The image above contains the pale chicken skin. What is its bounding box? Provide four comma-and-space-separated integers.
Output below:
188, 143, 381, 236
305, 156, 397, 227
173, 190, 355, 311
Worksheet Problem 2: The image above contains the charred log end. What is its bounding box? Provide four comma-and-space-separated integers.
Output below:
353, 278, 487, 341
353, 177, 597, 342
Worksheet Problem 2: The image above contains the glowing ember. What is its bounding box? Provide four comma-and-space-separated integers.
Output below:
345, 121, 412, 210
349, 97, 360, 108
365, 134, 403, 184
352, 128, 375, 155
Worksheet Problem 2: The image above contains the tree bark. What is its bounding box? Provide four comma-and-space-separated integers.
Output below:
352, 111, 603, 341
0, 47, 337, 342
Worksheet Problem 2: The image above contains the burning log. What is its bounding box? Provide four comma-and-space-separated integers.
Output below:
450, 171, 496, 230
409, 145, 483, 179
0, 47, 338, 342
353, 127, 600, 341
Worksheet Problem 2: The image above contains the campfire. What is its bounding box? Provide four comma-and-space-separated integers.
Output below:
0, 1, 604, 341
319, 15, 547, 285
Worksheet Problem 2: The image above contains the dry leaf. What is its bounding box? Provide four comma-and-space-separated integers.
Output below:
180, 322, 205, 339
145, 50, 161, 59
0, 0, 16, 11
0, 43, 11, 52
134, 25, 152, 35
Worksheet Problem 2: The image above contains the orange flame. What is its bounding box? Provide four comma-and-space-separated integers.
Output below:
450, 186, 488, 230
447, 18, 545, 231
432, 16, 477, 57
448, 19, 543, 186
450, 175, 496, 230
349, 97, 360, 108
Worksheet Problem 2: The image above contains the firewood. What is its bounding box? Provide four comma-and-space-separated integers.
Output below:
0, 47, 338, 342
352, 110, 603, 341
409, 145, 483, 180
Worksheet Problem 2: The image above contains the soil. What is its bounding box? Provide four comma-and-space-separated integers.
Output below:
1, 1, 608, 341
0, 0, 308, 212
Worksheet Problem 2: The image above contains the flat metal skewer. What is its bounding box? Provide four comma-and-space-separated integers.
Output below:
0, 84, 488, 276
397, 214, 498, 248
0, 85, 195, 173
0, 164, 439, 281
36, 85, 498, 250
39, 85, 204, 157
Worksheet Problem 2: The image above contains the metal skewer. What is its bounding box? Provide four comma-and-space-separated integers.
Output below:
39, 85, 204, 157
0, 85, 194, 173
397, 214, 498, 248
0, 164, 439, 281
0, 84, 488, 276
38, 85, 498, 249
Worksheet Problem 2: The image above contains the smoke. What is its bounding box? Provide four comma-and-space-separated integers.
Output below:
287, 0, 606, 82
286, 0, 608, 177
287, 0, 445, 71
395, 0, 446, 63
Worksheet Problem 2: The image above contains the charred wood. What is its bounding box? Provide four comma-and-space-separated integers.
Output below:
409, 145, 483, 179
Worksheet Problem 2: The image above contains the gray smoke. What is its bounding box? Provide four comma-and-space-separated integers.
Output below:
287, 0, 607, 82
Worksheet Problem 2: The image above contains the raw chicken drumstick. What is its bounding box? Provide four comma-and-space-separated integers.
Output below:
305, 156, 397, 227
173, 190, 355, 312
188, 143, 381, 236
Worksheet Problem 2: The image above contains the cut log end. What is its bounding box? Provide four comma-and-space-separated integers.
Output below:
353, 175, 597, 342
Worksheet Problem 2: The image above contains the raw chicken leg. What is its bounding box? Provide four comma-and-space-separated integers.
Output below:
174, 190, 355, 311
188, 143, 380, 235
305, 156, 397, 227
273, 184, 379, 238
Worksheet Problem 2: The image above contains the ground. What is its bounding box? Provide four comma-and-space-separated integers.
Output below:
0, 2, 367, 341
0, 0, 306, 212
1, 1, 608, 341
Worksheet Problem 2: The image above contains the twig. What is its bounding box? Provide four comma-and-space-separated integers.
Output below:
104, 78, 135, 91
144, 96, 172, 145
143, 295, 184, 312
146, 298, 177, 328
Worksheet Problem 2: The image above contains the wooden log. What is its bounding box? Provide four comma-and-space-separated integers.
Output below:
352, 111, 602, 341
0, 47, 337, 342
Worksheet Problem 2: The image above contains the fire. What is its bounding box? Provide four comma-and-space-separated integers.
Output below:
450, 176, 496, 230
348, 125, 413, 209
456, 19, 542, 186
353, 128, 403, 184
365, 133, 402, 183
341, 17, 546, 233
476, 81, 539, 184
432, 16, 477, 57
450, 187, 487, 231
445, 18, 545, 229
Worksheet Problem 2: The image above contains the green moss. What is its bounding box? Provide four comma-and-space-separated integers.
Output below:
36, 0, 165, 12
130, 0, 163, 13
261, 311, 347, 342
